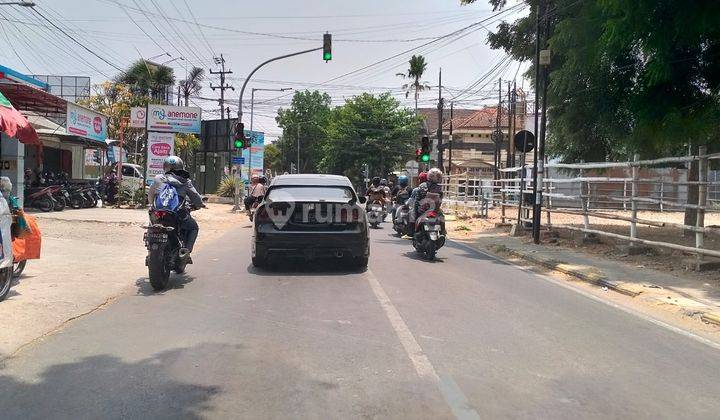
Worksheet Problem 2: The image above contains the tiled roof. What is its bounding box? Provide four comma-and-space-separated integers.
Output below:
418, 106, 508, 133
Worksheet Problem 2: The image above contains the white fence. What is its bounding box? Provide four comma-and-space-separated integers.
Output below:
442, 148, 720, 269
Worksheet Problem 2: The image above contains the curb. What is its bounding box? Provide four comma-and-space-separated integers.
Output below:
495, 247, 643, 298
701, 311, 720, 327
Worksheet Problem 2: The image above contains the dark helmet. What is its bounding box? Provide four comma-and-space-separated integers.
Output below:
397, 175, 409, 187
371, 176, 381, 186
259, 175, 268, 184
163, 155, 185, 173
380, 178, 388, 186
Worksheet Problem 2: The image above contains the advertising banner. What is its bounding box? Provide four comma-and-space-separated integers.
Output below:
130, 107, 146, 128
67, 102, 107, 142
239, 130, 265, 181
146, 131, 175, 181
146, 105, 201, 134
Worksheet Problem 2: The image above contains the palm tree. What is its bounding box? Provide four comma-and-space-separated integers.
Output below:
179, 67, 205, 107
117, 60, 175, 103
397, 55, 431, 115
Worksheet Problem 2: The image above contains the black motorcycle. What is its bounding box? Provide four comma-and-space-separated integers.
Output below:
393, 203, 412, 236
413, 209, 446, 260
144, 200, 205, 291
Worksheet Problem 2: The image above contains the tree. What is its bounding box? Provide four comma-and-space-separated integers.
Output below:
78, 81, 148, 162
396, 55, 431, 115
319, 93, 420, 185
275, 90, 332, 173
117, 59, 175, 104
263, 143, 283, 175
179, 67, 205, 107
175, 133, 200, 163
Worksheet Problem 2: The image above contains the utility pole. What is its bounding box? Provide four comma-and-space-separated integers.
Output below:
210, 54, 236, 176
210, 54, 234, 120
531, 0, 548, 244
511, 80, 517, 167
436, 68, 444, 171
296, 125, 301, 174
506, 80, 513, 168
494, 78, 502, 180
448, 101, 453, 175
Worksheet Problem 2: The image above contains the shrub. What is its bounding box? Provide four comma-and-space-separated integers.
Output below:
216, 176, 240, 198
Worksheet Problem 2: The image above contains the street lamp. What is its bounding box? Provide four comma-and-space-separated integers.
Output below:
248, 87, 292, 176
147, 52, 171, 61
0, 2, 35, 6
162, 57, 185, 65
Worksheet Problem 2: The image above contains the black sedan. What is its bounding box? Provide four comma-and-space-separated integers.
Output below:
251, 174, 369, 269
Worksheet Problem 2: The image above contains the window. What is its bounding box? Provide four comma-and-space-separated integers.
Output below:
122, 166, 136, 177
268, 186, 354, 202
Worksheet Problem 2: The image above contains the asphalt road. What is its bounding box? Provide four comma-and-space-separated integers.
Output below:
1, 221, 720, 419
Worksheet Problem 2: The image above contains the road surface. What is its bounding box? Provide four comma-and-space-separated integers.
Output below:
1, 222, 719, 419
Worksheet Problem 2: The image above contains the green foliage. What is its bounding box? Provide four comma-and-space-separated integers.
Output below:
116, 60, 175, 102
319, 92, 420, 185
396, 55, 431, 112
179, 67, 205, 107
462, 0, 720, 161
216, 176, 240, 198
175, 133, 200, 154
275, 90, 332, 173
263, 143, 283, 174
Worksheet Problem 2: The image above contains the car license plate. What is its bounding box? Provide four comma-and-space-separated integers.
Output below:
63, 192, 70, 198
144, 232, 168, 244
425, 224, 441, 231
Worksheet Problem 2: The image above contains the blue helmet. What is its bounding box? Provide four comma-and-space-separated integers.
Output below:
397, 175, 409, 187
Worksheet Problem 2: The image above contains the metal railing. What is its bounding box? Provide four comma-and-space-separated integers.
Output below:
442, 149, 720, 269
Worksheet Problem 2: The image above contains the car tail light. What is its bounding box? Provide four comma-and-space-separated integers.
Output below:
255, 207, 271, 223
339, 208, 360, 223
427, 210, 438, 218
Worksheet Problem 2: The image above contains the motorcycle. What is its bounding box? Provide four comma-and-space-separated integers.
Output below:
393, 203, 411, 236
144, 199, 206, 291
23, 186, 57, 212
367, 200, 385, 228
413, 210, 446, 260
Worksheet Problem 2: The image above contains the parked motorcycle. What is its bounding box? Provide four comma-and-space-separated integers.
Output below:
23, 186, 57, 212
144, 199, 206, 291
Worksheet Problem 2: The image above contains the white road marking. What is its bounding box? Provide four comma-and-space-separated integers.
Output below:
365, 269, 481, 420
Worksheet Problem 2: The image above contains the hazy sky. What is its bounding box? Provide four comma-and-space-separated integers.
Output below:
0, 0, 528, 140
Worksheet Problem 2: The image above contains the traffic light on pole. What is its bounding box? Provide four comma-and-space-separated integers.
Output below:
323, 33, 332, 62
420, 136, 430, 162
233, 122, 245, 149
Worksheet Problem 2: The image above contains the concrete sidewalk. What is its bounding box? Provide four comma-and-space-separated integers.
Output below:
450, 229, 720, 327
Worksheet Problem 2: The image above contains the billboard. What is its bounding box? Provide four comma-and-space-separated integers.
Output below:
146, 105, 201, 134
66, 102, 107, 142
146, 131, 175, 181
130, 107, 146, 128
240, 130, 265, 181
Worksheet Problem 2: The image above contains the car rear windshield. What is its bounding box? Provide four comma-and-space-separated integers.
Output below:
267, 186, 354, 202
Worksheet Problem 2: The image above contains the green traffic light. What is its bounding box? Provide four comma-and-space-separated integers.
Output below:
323, 52, 332, 61
234, 139, 244, 149
421, 154, 430, 162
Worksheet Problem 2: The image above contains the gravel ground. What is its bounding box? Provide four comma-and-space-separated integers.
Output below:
0, 204, 245, 358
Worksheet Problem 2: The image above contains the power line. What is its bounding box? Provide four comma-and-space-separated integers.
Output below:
30, 6, 123, 72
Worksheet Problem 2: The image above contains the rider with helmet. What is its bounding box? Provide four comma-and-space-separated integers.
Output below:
414, 168, 444, 222
392, 175, 412, 221
148, 156, 204, 258
366, 176, 386, 211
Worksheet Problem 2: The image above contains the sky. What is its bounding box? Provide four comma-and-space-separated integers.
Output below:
0, 0, 529, 141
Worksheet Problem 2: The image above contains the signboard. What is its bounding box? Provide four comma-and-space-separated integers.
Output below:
84, 149, 101, 166
146, 131, 175, 180
146, 105, 201, 134
232, 156, 245, 165
240, 130, 265, 181
405, 160, 419, 177
514, 130, 536, 153
130, 107, 146, 128
66, 102, 107, 142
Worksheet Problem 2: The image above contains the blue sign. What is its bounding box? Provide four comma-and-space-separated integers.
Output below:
232, 156, 245, 165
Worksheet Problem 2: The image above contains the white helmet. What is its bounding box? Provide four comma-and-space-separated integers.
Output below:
427, 167, 443, 184
163, 155, 185, 173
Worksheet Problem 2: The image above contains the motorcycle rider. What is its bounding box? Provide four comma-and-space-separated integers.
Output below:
392, 175, 412, 222
366, 176, 386, 209
413, 167, 445, 231
148, 156, 204, 259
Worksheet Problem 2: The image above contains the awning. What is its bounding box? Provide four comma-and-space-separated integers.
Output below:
0, 80, 66, 117
0, 91, 39, 145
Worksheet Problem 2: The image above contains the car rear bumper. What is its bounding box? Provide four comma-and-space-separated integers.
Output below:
255, 230, 369, 259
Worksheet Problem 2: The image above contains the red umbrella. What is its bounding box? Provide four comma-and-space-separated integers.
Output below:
0, 90, 39, 145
